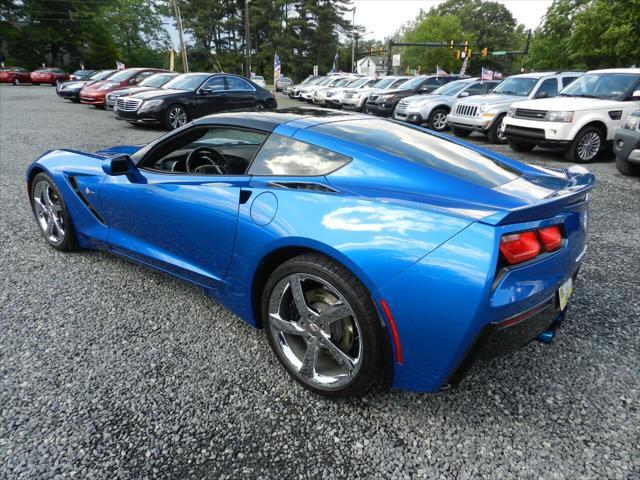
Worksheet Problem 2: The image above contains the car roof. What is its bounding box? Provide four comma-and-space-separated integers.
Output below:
511, 71, 583, 79
587, 68, 640, 74
193, 107, 363, 132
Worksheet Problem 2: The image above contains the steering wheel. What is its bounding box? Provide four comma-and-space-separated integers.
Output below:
185, 146, 230, 174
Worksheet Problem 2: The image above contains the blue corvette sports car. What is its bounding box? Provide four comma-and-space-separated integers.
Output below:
26, 108, 595, 397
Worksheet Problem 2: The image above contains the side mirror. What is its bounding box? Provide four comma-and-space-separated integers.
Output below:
198, 87, 213, 95
535, 91, 548, 99
459, 91, 470, 97
102, 155, 135, 176
631, 90, 640, 99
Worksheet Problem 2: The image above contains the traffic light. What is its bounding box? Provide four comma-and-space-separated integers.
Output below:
482, 47, 489, 58
449, 40, 454, 49
455, 50, 461, 60
463, 41, 469, 53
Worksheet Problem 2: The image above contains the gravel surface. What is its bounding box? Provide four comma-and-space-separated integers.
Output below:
1, 87, 639, 479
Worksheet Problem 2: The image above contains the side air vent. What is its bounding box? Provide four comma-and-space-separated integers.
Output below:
268, 182, 338, 193
67, 176, 106, 224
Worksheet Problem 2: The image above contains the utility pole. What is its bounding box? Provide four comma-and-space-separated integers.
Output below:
350, 7, 356, 73
244, 0, 252, 78
172, 0, 188, 72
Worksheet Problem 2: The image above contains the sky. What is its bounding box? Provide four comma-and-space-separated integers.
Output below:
349, 0, 552, 40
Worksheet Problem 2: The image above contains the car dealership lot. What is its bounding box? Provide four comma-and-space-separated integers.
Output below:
1, 87, 639, 479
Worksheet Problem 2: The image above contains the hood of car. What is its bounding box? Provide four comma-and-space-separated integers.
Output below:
401, 93, 453, 105
508, 96, 629, 111
110, 86, 157, 97
456, 93, 527, 106
129, 89, 187, 100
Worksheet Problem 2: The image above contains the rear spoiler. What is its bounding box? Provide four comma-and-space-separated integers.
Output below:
480, 166, 596, 226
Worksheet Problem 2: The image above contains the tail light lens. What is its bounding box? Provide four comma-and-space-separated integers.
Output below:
499, 225, 564, 265
500, 231, 540, 264
538, 225, 562, 251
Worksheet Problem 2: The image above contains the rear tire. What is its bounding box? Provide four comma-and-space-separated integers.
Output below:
487, 113, 507, 144
615, 155, 640, 176
30, 172, 78, 252
451, 126, 472, 138
427, 108, 449, 132
565, 126, 604, 163
263, 253, 391, 398
507, 140, 535, 152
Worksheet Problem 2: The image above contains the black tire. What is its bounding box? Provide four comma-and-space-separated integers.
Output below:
262, 253, 392, 398
507, 140, 535, 152
451, 126, 472, 138
12, 78, 19, 86
362, 102, 370, 114
29, 172, 78, 252
165, 104, 188, 130
615, 155, 640, 176
32, 82, 39, 86
565, 126, 604, 163
487, 113, 507, 144
427, 107, 449, 132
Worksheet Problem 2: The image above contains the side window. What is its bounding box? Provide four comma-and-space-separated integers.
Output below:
465, 82, 484, 96
141, 126, 267, 175
201, 76, 226, 92
227, 76, 254, 91
483, 81, 500, 93
535, 78, 559, 98
562, 76, 579, 88
249, 134, 351, 176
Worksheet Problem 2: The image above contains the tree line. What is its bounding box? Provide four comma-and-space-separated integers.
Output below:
0, 0, 637, 79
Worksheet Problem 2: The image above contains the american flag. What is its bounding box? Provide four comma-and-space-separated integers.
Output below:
116, 61, 125, 70
273, 52, 281, 86
494, 71, 503, 79
481, 67, 494, 81
436, 66, 447, 77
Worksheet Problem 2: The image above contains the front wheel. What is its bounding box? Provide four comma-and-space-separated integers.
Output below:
487, 114, 507, 144
263, 253, 391, 397
507, 140, 535, 152
615, 155, 640, 176
565, 126, 604, 163
30, 173, 77, 251
165, 104, 188, 130
427, 108, 449, 132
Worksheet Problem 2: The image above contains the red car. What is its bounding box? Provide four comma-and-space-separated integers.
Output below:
79, 68, 167, 106
30, 68, 69, 86
0, 67, 32, 85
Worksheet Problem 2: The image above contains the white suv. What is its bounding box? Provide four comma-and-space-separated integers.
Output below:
502, 68, 640, 162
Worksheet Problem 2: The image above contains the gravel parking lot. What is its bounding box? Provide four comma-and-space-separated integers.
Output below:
1, 86, 639, 479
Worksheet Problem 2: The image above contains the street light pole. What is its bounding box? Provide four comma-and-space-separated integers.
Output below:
172, 0, 188, 72
244, 0, 252, 78
350, 7, 356, 73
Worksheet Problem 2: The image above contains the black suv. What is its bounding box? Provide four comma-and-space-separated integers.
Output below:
365, 74, 462, 117
115, 72, 277, 130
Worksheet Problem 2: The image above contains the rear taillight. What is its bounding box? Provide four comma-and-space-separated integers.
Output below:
499, 225, 563, 265
500, 231, 540, 264
538, 225, 562, 251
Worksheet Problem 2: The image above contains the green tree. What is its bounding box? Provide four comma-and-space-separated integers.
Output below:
401, 15, 463, 74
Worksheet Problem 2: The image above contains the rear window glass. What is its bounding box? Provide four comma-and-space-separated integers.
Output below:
311, 119, 520, 187
249, 134, 351, 176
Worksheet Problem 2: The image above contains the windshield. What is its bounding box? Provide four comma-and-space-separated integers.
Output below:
400, 76, 428, 90
90, 70, 115, 80
252, 76, 264, 81
108, 69, 139, 82
140, 73, 176, 87
433, 80, 471, 96
347, 77, 369, 88
334, 78, 353, 87
559, 73, 640, 99
492, 77, 538, 96
374, 77, 396, 89
391, 77, 410, 88
72, 70, 92, 75
163, 74, 209, 91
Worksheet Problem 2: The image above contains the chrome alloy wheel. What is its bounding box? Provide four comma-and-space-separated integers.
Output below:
32, 180, 65, 245
497, 116, 507, 141
432, 112, 447, 130
577, 131, 601, 161
168, 106, 188, 129
268, 273, 363, 390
